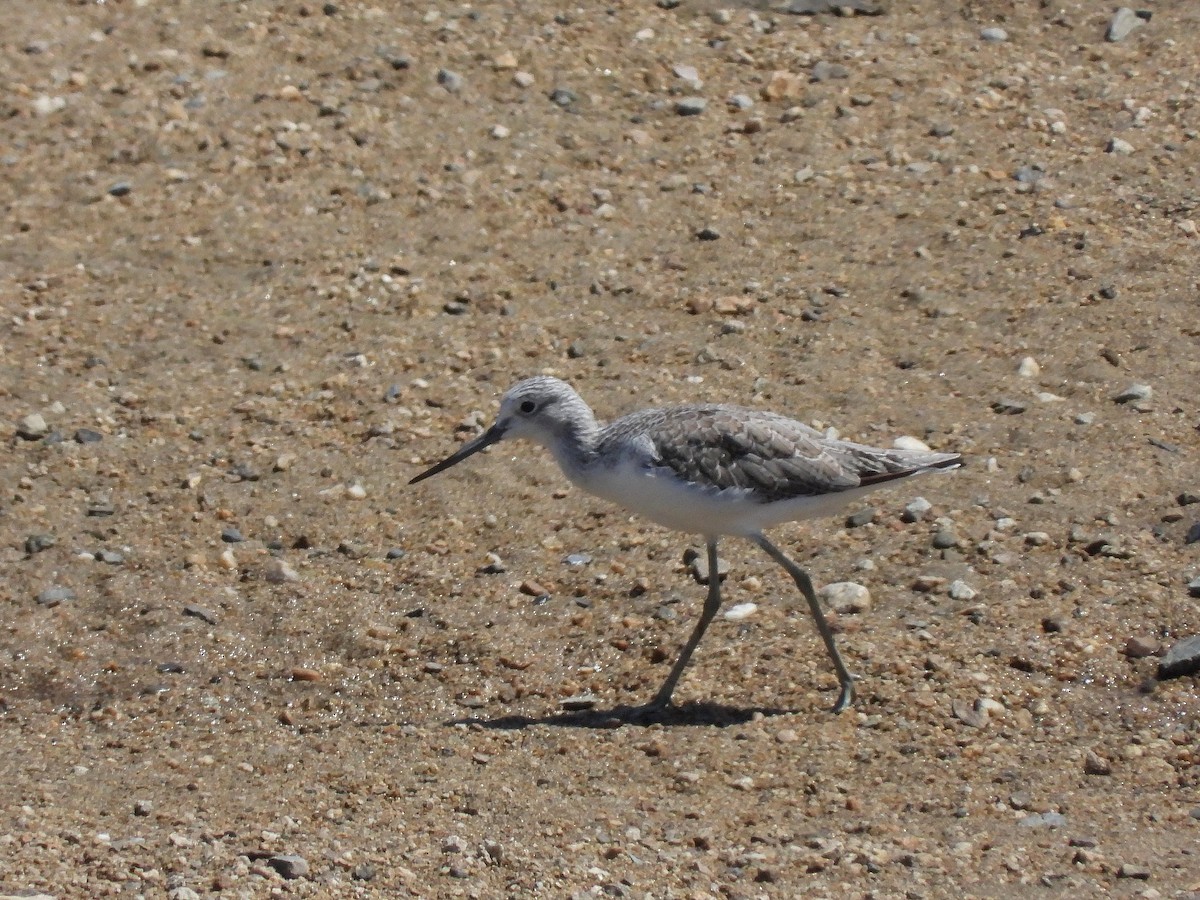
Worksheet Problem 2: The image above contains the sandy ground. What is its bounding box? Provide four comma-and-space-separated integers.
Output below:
2, 0, 1199, 897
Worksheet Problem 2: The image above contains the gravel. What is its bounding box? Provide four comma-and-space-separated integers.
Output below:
2, 1, 1198, 896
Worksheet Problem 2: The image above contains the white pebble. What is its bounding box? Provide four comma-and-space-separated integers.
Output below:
723, 602, 758, 622
893, 435, 932, 452
818, 582, 872, 614
346, 482, 367, 499
1017, 356, 1040, 377
949, 580, 978, 601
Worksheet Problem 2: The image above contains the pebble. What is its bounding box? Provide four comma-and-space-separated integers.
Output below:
979, 27, 1008, 42
17, 413, 49, 440
267, 854, 309, 879
386, 547, 407, 560
1017, 356, 1040, 377
87, 498, 115, 517
1112, 383, 1151, 403
1084, 751, 1112, 776
684, 547, 729, 584
810, 60, 850, 82
952, 699, 988, 728
675, 98, 707, 116
932, 530, 959, 550
436, 69, 464, 92
818, 582, 871, 614
948, 580, 978, 601
560, 695, 598, 711
1124, 635, 1158, 658
893, 435, 932, 452
221, 527, 244, 543
902, 497, 932, 522
723, 602, 758, 621
1105, 7, 1147, 42
36, 585, 76, 606
1188, 576, 1200, 598
96, 549, 125, 565
74, 428, 103, 444
548, 87, 577, 108
25, 533, 56, 554
264, 559, 300, 583
1116, 863, 1151, 880
1158, 634, 1200, 679
991, 398, 1026, 415
108, 181, 132, 197
845, 508, 876, 528
1106, 137, 1135, 156
182, 603, 219, 625
519, 579, 549, 597
563, 553, 591, 566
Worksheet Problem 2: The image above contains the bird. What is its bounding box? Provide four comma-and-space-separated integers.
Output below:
409, 375, 961, 713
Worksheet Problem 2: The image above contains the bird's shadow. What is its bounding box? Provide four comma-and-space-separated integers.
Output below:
445, 700, 797, 730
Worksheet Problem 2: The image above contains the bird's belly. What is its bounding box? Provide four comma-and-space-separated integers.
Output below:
573, 462, 863, 537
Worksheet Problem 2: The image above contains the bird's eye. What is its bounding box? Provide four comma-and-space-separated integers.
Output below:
519, 400, 537, 414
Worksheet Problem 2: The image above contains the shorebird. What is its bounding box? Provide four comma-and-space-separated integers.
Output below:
410, 376, 961, 713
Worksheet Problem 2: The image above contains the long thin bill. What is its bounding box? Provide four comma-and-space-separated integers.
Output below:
408, 424, 506, 485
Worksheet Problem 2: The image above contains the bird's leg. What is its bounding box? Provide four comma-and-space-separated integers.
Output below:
645, 537, 723, 710
752, 534, 856, 713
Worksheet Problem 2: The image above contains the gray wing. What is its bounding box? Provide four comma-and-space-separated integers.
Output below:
622, 406, 957, 504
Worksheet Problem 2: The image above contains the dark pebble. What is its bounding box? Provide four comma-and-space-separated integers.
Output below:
156, 662, 185, 674
221, 527, 244, 543
1185, 522, 1200, 545
268, 854, 309, 880
1188, 577, 1200, 598
74, 428, 103, 444
1158, 634, 1200, 679
183, 604, 219, 625
931, 530, 959, 550
108, 181, 132, 197
96, 549, 125, 565
86, 500, 115, 517
386, 547, 407, 560
846, 508, 877, 528
548, 87, 577, 107
25, 533, 56, 554
1177, 491, 1200, 506
695, 226, 721, 241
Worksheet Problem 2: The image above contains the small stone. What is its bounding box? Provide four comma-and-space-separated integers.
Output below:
948, 580, 978, 601
762, 70, 805, 101
519, 579, 549, 597
290, 667, 321, 682
1084, 751, 1112, 776
1158, 634, 1200, 679
1124, 635, 1159, 658
695, 226, 721, 241
264, 559, 300, 583
560, 695, 597, 711
991, 398, 1026, 415
25, 533, 56, 554
818, 582, 871, 614
902, 497, 932, 523
845, 508, 876, 528
386, 548, 407, 560
513, 71, 535, 88
1112, 383, 1151, 403
548, 87, 577, 107
1116, 863, 1151, 880
221, 527, 244, 543
1106, 137, 1135, 155
1017, 356, 1040, 377
1188, 576, 1200, 598
810, 60, 850, 82
1105, 7, 1146, 42
96, 549, 124, 565
74, 428, 103, 444
1187, 523, 1200, 545
980, 27, 1008, 42
36, 585, 75, 606
675, 98, 707, 116
932, 530, 959, 550
952, 699, 988, 728
1019, 812, 1067, 828
182, 604, 219, 625
87, 499, 115, 517
490, 124, 510, 139
346, 482, 367, 499
685, 547, 729, 585
1024, 531, 1051, 547
267, 854, 309, 880
775, 728, 799, 743
17, 413, 49, 440
723, 602, 758, 621
133, 799, 154, 816
436, 69, 464, 92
